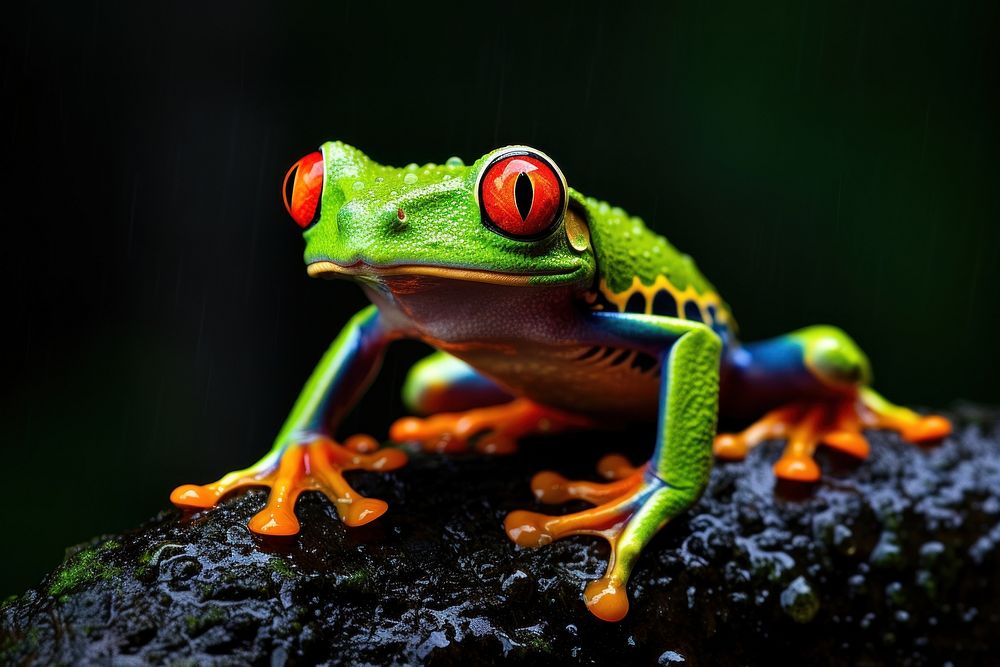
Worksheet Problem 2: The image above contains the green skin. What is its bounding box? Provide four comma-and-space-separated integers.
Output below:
196, 142, 890, 620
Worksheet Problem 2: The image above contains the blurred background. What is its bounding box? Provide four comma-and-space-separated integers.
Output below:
2, 1, 997, 597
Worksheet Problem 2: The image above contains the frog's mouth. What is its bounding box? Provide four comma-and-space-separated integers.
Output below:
306, 260, 576, 286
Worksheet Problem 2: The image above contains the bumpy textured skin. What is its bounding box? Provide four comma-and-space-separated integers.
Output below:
172, 141, 950, 623
655, 325, 721, 488
581, 193, 717, 293
304, 143, 595, 283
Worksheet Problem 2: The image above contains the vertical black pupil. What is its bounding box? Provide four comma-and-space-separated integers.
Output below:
514, 171, 534, 221
285, 165, 298, 207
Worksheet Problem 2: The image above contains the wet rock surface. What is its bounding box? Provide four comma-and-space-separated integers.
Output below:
3, 408, 1000, 665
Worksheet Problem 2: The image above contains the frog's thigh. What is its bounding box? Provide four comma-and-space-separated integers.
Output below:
791, 325, 871, 389
402, 351, 512, 415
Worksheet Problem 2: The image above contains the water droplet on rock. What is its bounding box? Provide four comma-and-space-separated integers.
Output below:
780, 576, 819, 623
658, 649, 686, 664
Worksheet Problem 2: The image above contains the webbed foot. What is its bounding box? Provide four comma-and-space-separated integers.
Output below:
389, 398, 592, 455
714, 388, 951, 482
506, 455, 695, 622
171, 435, 407, 535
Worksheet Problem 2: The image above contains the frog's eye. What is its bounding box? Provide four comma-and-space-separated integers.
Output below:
477, 149, 567, 239
283, 151, 324, 228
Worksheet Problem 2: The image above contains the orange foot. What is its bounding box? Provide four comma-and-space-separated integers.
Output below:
389, 398, 592, 455
171, 435, 407, 535
506, 454, 669, 622
714, 387, 951, 482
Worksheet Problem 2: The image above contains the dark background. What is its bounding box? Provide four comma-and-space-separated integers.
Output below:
2, 1, 997, 597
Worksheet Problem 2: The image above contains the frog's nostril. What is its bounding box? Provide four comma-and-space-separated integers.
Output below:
283, 151, 324, 228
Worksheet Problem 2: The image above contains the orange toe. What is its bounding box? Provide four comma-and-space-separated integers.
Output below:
341, 498, 389, 527
596, 453, 637, 480
901, 415, 952, 443
364, 447, 408, 471
344, 434, 380, 454
531, 470, 572, 503
388, 417, 426, 443
391, 414, 466, 452
713, 433, 748, 460
170, 484, 220, 509
476, 433, 518, 455
773, 456, 821, 482
822, 431, 871, 459
584, 576, 630, 622
504, 510, 553, 547
248, 506, 300, 536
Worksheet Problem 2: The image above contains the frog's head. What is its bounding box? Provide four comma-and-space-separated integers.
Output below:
282, 142, 595, 290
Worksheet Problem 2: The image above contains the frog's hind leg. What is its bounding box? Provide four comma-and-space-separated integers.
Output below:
391, 351, 592, 454
400, 351, 513, 415
714, 325, 951, 482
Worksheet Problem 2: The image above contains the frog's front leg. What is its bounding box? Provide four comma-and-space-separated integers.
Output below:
505, 312, 722, 622
171, 306, 406, 535
390, 351, 592, 454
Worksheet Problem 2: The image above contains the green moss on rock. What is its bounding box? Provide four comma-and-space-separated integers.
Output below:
184, 607, 226, 637
48, 540, 121, 599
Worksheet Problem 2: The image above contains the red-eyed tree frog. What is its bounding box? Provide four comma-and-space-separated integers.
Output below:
171, 143, 950, 621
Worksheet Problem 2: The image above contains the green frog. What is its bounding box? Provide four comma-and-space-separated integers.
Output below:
171, 142, 950, 621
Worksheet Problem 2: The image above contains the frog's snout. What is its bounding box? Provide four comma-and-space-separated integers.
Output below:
283, 151, 324, 229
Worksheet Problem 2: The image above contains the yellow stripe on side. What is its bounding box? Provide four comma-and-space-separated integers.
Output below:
597, 275, 735, 328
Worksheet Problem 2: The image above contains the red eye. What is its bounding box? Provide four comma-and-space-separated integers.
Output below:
283, 151, 324, 228
478, 150, 566, 239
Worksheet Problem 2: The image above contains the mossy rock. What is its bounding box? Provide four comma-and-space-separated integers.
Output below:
2, 408, 999, 664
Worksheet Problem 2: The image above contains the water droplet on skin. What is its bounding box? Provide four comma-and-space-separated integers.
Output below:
406, 163, 418, 171
352, 181, 365, 190
446, 156, 464, 167
375, 176, 384, 183
389, 190, 398, 197
442, 174, 452, 180
403, 173, 418, 185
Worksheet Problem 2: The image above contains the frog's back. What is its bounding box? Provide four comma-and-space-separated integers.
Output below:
578, 193, 737, 343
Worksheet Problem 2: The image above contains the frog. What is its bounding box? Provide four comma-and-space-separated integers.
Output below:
171, 142, 951, 622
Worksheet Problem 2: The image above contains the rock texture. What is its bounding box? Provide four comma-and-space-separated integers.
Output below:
3, 408, 1000, 665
